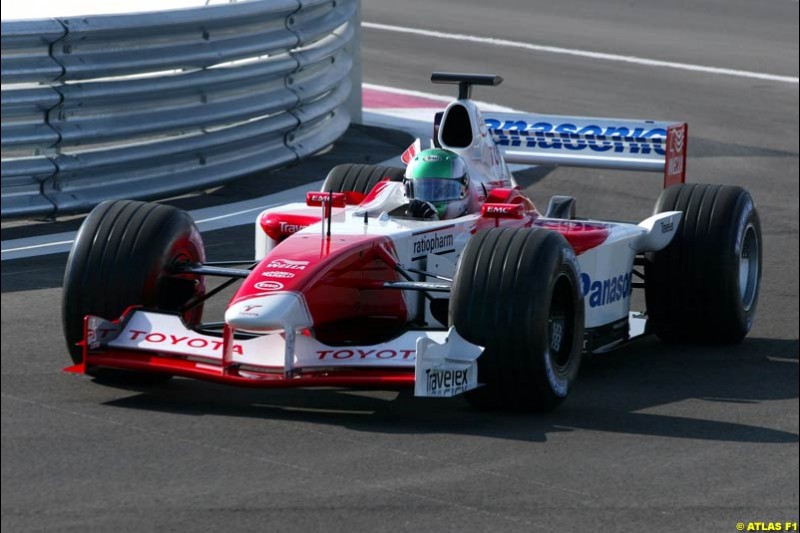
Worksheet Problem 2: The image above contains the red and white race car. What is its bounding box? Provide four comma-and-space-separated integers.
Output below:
62, 73, 762, 411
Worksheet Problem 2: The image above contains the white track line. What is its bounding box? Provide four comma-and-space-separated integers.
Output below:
363, 21, 799, 84
0, 180, 323, 261
1, 239, 74, 254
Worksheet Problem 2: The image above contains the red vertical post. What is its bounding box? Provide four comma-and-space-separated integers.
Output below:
221, 324, 234, 375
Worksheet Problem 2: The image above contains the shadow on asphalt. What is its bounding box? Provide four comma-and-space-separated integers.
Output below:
98, 336, 798, 444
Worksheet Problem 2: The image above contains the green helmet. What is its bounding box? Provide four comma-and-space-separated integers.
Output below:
404, 149, 470, 219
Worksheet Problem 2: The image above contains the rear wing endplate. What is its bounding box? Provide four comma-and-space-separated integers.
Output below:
484, 112, 687, 188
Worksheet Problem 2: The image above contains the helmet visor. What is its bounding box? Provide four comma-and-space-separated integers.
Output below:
412, 178, 465, 203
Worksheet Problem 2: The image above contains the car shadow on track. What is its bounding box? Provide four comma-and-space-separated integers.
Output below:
99, 336, 799, 444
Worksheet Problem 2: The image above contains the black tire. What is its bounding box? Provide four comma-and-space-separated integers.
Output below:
645, 183, 762, 343
450, 227, 584, 412
321, 163, 404, 195
62, 200, 206, 380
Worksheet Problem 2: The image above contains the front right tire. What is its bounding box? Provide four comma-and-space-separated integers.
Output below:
450, 227, 584, 412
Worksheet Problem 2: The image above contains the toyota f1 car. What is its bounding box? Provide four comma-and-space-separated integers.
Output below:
62, 73, 762, 411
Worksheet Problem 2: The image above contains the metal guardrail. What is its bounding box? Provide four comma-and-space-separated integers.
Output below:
1, 0, 359, 218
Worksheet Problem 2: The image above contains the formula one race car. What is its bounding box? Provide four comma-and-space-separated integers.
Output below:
62, 73, 762, 411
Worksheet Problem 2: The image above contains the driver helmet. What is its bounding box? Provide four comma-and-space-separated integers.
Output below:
404, 149, 471, 219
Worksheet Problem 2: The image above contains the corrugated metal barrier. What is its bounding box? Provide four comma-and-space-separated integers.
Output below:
1, 0, 358, 218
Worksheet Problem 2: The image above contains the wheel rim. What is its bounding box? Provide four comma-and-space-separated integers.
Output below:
739, 223, 759, 311
158, 246, 205, 323
548, 274, 576, 372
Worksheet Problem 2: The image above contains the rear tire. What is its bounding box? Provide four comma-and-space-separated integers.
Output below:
62, 200, 206, 381
450, 227, 584, 412
321, 163, 404, 195
645, 183, 762, 343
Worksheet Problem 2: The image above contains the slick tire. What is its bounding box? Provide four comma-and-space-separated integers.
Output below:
450, 227, 584, 412
62, 200, 206, 382
645, 184, 762, 343
321, 163, 405, 195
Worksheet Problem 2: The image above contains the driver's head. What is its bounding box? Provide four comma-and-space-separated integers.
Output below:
404, 149, 470, 219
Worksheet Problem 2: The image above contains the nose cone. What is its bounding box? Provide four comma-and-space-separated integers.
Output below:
225, 292, 313, 333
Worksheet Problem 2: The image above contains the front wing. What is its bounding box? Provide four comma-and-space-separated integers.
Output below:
65, 308, 482, 397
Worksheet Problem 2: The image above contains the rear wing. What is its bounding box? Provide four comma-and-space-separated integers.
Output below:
482, 112, 687, 188
427, 72, 687, 188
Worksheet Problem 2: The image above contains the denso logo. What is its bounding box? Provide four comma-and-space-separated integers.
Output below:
261, 270, 295, 279
484, 118, 667, 155
580, 272, 632, 308
266, 259, 309, 270
279, 221, 308, 234
253, 281, 284, 291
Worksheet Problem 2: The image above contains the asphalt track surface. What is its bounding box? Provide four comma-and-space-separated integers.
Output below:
2, 1, 798, 531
